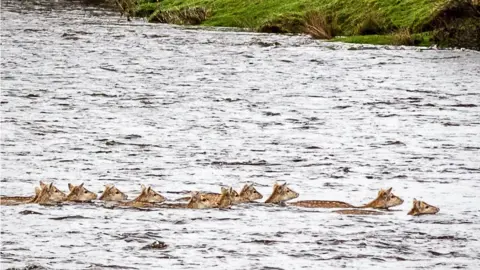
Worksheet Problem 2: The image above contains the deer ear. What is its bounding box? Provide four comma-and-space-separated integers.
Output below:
68, 183, 74, 191
79, 183, 84, 188
386, 187, 393, 193
140, 184, 146, 191
146, 186, 151, 193
416, 200, 422, 208
48, 183, 53, 190
104, 184, 112, 190
40, 181, 46, 188
378, 189, 385, 195
35, 187, 41, 195
191, 192, 200, 199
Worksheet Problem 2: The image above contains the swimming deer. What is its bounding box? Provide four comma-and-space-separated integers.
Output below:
407, 199, 439, 216
0, 186, 40, 206
186, 192, 214, 209
219, 183, 263, 204
0, 181, 66, 206
99, 184, 128, 201
29, 182, 67, 205
236, 183, 263, 204
289, 187, 404, 210
173, 186, 234, 208
1, 186, 39, 205
334, 198, 439, 216
159, 191, 219, 209
216, 187, 236, 208
118, 184, 166, 208
176, 189, 238, 202
175, 184, 263, 205
264, 182, 299, 204
65, 183, 97, 202
0, 181, 59, 205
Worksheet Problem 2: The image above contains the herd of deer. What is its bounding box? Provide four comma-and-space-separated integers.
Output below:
0, 181, 439, 216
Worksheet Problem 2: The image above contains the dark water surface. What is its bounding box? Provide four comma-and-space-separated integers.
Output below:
1, 0, 480, 269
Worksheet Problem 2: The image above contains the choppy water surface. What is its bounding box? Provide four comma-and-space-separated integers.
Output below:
1, 0, 480, 269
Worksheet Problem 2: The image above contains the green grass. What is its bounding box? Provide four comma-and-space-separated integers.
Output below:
133, 0, 479, 48
139, 0, 445, 30
333, 33, 433, 46
332, 35, 396, 46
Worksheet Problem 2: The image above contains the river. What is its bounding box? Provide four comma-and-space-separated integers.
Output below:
1, 0, 480, 269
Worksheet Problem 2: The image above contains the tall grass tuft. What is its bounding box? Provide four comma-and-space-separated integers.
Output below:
114, 0, 136, 21
150, 7, 209, 25
392, 28, 415, 46
304, 11, 333, 39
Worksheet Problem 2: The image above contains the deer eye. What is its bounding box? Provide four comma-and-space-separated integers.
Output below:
115, 191, 119, 194
84, 190, 88, 193
425, 206, 429, 209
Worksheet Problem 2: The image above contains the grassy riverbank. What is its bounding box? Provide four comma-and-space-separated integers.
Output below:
124, 0, 479, 49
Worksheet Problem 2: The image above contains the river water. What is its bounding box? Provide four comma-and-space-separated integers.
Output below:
1, 0, 480, 269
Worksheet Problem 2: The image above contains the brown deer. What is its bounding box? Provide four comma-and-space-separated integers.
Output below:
289, 187, 404, 210
176, 184, 263, 205
1, 181, 67, 206
215, 187, 236, 208
29, 182, 67, 205
1, 186, 41, 206
1, 187, 39, 205
159, 191, 219, 209
408, 199, 440, 216
99, 184, 128, 201
118, 185, 166, 208
264, 182, 299, 204
65, 183, 97, 202
186, 192, 216, 209
235, 183, 263, 204
176, 189, 238, 202
0, 181, 61, 205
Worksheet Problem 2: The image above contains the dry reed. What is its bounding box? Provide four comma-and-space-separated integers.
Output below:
151, 7, 209, 25
392, 28, 415, 46
303, 11, 333, 39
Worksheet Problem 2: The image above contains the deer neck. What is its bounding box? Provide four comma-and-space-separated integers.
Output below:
359, 196, 385, 209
